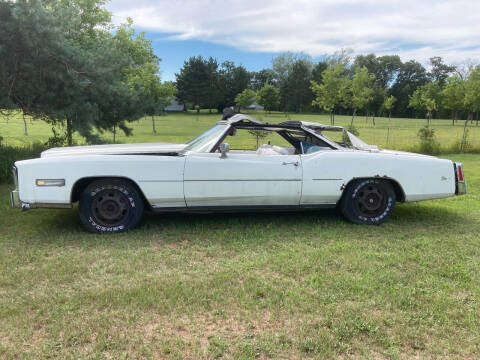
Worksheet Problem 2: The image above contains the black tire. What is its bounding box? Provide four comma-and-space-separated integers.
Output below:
79, 179, 144, 233
340, 179, 396, 225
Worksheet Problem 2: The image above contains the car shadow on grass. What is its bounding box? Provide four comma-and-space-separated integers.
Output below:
19, 201, 471, 248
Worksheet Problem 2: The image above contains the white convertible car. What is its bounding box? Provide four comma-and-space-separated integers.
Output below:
11, 113, 466, 232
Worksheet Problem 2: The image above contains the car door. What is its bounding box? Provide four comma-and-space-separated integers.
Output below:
184, 152, 302, 207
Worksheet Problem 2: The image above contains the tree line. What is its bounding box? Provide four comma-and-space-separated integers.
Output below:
176, 52, 480, 126
1, 0, 480, 147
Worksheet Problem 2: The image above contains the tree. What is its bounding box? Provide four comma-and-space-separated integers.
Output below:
408, 82, 442, 125
354, 54, 402, 89
428, 56, 456, 85
311, 61, 328, 84
272, 53, 312, 110
350, 67, 375, 125
251, 69, 276, 90
390, 60, 428, 117
0, 0, 152, 145
257, 83, 280, 114
324, 48, 353, 68
383, 95, 396, 144
112, 20, 168, 136
464, 66, 480, 125
311, 65, 350, 125
442, 75, 465, 125
235, 89, 257, 111
148, 81, 177, 133
383, 95, 396, 118
283, 59, 314, 112
175, 56, 219, 112
216, 61, 251, 111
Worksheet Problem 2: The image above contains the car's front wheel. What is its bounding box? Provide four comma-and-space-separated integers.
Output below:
340, 179, 396, 225
79, 179, 144, 233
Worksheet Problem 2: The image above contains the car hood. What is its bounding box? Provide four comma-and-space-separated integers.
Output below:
41, 143, 187, 158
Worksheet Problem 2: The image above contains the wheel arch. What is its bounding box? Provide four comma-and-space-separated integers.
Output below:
340, 176, 406, 203
70, 176, 151, 210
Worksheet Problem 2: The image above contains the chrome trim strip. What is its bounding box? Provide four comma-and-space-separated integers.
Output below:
312, 178, 343, 181
184, 179, 301, 182
138, 180, 182, 183
30, 203, 72, 209
151, 203, 337, 212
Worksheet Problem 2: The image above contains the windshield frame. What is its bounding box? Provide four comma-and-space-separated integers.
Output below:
181, 124, 231, 154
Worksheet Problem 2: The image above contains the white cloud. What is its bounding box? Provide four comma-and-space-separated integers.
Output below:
107, 0, 480, 65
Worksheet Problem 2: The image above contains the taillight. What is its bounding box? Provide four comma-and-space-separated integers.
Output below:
454, 162, 467, 195
457, 164, 464, 182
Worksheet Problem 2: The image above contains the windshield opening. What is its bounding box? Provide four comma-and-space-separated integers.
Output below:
182, 124, 229, 153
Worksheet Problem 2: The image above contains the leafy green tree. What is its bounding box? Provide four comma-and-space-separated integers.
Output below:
0, 0, 157, 145
383, 95, 396, 119
283, 59, 314, 112
350, 67, 375, 125
235, 89, 257, 112
272, 53, 313, 110
311, 65, 350, 125
442, 75, 465, 125
257, 83, 280, 114
383, 95, 396, 144
311, 61, 328, 84
354, 54, 402, 88
428, 57, 456, 85
149, 82, 177, 133
391, 60, 428, 117
464, 67, 480, 125
216, 61, 251, 111
408, 82, 442, 125
251, 69, 276, 90
353, 54, 400, 119
175, 56, 219, 113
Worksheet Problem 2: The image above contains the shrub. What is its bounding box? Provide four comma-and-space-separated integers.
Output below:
346, 124, 360, 136
0, 143, 45, 183
417, 125, 440, 155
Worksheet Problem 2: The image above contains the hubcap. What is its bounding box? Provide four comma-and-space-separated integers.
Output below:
355, 184, 386, 217
92, 190, 130, 227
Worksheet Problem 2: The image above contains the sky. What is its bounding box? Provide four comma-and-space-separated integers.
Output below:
107, 0, 480, 81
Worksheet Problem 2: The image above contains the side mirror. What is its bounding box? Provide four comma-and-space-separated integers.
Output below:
220, 143, 230, 158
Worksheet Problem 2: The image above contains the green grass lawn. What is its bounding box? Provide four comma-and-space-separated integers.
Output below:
2, 111, 480, 152
0, 154, 478, 359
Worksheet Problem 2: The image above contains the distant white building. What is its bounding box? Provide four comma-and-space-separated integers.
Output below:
164, 98, 184, 112
248, 102, 264, 110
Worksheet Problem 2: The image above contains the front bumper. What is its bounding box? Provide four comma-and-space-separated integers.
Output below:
10, 190, 31, 211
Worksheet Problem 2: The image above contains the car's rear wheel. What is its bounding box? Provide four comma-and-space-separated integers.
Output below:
79, 179, 144, 233
340, 179, 395, 225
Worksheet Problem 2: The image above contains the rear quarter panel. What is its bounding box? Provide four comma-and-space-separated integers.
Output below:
301, 150, 455, 204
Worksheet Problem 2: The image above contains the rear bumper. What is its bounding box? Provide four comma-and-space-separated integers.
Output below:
10, 190, 20, 208
456, 181, 467, 196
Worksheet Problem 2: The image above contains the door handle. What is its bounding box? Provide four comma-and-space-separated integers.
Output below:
282, 161, 299, 167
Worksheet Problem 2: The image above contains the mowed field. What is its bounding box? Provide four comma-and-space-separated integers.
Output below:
0, 152, 479, 359
2, 111, 480, 151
